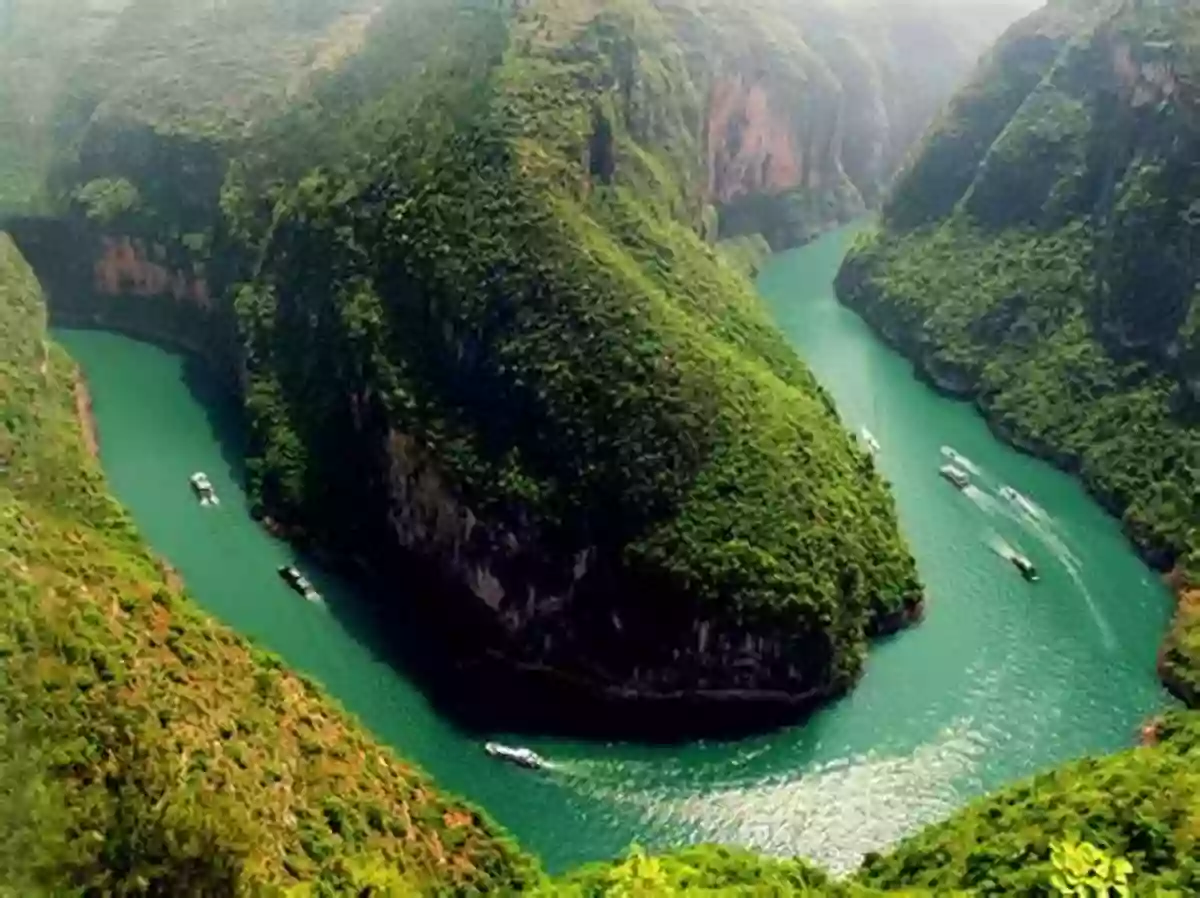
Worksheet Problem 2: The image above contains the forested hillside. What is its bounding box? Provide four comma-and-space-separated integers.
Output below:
6, 218, 1200, 898
0, 232, 536, 895
0, 0, 1033, 728
837, 0, 1200, 702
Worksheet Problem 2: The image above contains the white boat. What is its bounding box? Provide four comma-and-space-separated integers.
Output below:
484, 741, 546, 770
189, 471, 219, 506
859, 426, 881, 455
939, 463, 971, 489
278, 565, 321, 602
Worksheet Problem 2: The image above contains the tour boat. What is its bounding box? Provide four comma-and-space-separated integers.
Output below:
484, 741, 546, 770
1010, 553, 1039, 582
939, 463, 971, 489
189, 471, 219, 506
278, 564, 321, 602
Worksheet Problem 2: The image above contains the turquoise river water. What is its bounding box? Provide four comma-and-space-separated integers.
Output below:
54, 222, 1177, 874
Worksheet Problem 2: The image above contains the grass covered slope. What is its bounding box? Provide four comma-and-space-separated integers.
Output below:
214, 0, 923, 717
0, 233, 535, 895
836, 0, 1200, 700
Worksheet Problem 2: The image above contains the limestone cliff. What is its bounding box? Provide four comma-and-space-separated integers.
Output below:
690, 0, 1028, 249
0, 0, 1050, 731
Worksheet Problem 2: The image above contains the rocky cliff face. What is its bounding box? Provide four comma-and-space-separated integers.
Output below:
837, 0, 1200, 702
693, 0, 1028, 250
0, 0, 1045, 732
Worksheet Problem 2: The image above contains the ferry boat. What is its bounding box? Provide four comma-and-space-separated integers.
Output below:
189, 471, 219, 506
484, 741, 546, 770
278, 564, 321, 602
939, 463, 971, 489
1010, 553, 1039, 582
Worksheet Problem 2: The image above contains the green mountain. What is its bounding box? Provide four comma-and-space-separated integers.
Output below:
0, 232, 537, 895
837, 0, 1200, 703
6, 224, 1200, 895
4, 0, 1200, 893
0, 0, 1035, 731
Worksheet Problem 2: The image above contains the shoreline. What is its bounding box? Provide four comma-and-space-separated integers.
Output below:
835, 278, 1195, 706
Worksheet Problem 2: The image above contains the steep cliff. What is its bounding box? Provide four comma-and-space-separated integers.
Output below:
0, 0, 960, 732
676, 0, 1032, 250
0, 232, 537, 895
836, 0, 1200, 700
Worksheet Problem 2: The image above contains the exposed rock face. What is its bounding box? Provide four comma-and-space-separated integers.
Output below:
93, 235, 210, 307
696, 0, 1027, 250
707, 74, 805, 204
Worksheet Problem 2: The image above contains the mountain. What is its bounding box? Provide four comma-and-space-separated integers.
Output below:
836, 0, 1200, 703
0, 232, 536, 895
6, 223, 1200, 895
0, 0, 1036, 732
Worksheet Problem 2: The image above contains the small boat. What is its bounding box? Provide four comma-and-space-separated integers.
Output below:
860, 427, 881, 455
1000, 485, 1043, 519
1010, 553, 1039, 582
278, 564, 321, 602
939, 463, 971, 489
484, 741, 546, 770
189, 471, 219, 506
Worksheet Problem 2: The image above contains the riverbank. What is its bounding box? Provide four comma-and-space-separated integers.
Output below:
0, 233, 539, 894
834, 248, 1197, 707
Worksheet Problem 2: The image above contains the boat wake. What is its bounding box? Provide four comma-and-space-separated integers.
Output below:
998, 485, 1046, 522
964, 484, 1003, 515
940, 445, 982, 477
623, 721, 986, 875
986, 533, 1020, 564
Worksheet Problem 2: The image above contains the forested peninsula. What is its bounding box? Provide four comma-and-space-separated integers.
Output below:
837, 0, 1200, 703
0, 0, 1018, 731
6, 0, 1200, 895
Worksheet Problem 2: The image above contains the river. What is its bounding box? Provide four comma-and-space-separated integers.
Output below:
53, 222, 1176, 875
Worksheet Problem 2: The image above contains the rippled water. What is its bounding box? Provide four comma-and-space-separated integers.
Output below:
55, 223, 1176, 873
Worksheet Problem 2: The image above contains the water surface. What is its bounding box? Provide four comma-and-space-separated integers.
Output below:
54, 223, 1175, 873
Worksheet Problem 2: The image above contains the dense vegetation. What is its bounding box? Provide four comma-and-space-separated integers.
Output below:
8, 216, 1200, 895
7, 0, 1031, 719
0, 231, 536, 895
7, 0, 1200, 894
837, 0, 1200, 701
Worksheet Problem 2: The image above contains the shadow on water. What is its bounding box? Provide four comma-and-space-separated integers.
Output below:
176, 350, 784, 745
168, 342, 844, 745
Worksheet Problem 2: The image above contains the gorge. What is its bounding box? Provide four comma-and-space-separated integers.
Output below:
3, 0, 1200, 895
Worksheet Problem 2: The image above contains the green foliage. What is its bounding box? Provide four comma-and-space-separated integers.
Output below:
0, 232, 537, 895
1049, 838, 1133, 897
840, 0, 1200, 697
71, 176, 142, 223
857, 727, 1200, 896
543, 844, 892, 897
214, 0, 923, 700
